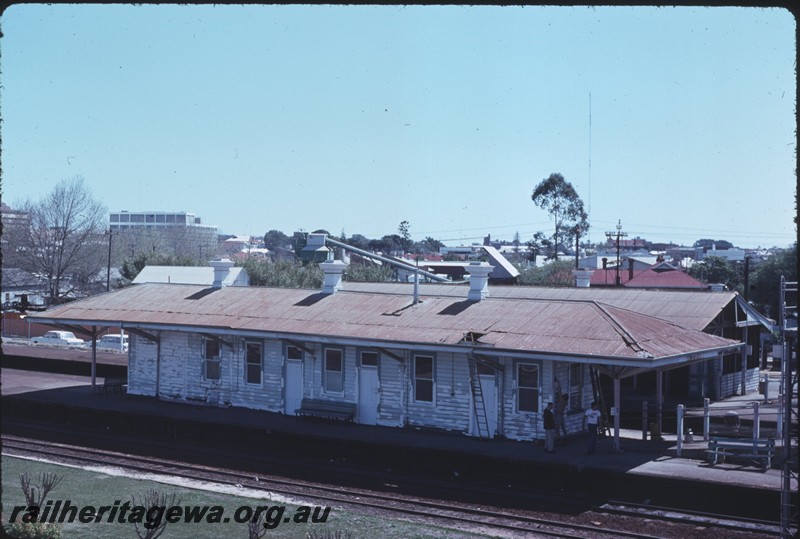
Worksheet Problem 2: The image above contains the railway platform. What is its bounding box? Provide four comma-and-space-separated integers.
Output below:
1, 344, 797, 522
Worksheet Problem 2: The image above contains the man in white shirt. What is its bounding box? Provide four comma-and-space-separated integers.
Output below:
583, 401, 602, 454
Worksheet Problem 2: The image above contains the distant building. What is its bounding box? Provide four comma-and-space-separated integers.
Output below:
132, 259, 249, 287
109, 210, 219, 258
695, 244, 746, 262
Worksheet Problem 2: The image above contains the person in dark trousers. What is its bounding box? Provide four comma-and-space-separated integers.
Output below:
583, 401, 601, 454
543, 402, 556, 453
554, 393, 569, 444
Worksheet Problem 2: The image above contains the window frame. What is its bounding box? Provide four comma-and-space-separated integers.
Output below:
245, 341, 263, 386
359, 350, 379, 368
204, 338, 221, 381
323, 347, 344, 394
568, 362, 583, 411
413, 354, 435, 403
516, 361, 540, 413
286, 344, 304, 361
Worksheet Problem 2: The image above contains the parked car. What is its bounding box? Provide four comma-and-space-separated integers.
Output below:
31, 330, 85, 348
97, 333, 129, 352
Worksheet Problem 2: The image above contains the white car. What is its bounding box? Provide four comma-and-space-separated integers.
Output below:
31, 330, 86, 348
97, 334, 129, 352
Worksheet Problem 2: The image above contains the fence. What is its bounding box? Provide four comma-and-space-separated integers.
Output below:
1, 312, 54, 339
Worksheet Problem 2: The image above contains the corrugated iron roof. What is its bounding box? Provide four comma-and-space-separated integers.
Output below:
340, 282, 735, 331
30, 282, 739, 361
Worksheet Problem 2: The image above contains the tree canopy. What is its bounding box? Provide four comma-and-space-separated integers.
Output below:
531, 173, 588, 260
14, 176, 107, 304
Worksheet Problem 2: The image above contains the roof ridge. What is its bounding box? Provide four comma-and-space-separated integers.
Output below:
590, 300, 647, 354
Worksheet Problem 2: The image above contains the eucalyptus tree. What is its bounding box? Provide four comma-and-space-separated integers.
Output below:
531, 173, 589, 260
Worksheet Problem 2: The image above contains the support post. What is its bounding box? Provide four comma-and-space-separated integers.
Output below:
613, 377, 621, 452
753, 402, 760, 440
656, 369, 663, 439
91, 325, 97, 391
703, 398, 710, 441
676, 404, 684, 457
642, 400, 648, 441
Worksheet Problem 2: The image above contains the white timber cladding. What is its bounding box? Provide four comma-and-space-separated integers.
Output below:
376, 351, 405, 427
126, 333, 157, 396
126, 328, 606, 440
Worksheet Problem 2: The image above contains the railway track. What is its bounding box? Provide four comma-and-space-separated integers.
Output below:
2, 431, 779, 539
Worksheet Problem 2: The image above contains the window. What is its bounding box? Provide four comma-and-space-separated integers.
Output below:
723, 354, 739, 374
245, 342, 262, 385
204, 339, 221, 381
414, 355, 434, 402
324, 348, 343, 392
517, 363, 539, 413
287, 345, 303, 361
359, 350, 378, 367
568, 363, 583, 410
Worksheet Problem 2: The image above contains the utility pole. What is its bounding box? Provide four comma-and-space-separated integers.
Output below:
605, 220, 627, 286
106, 229, 113, 292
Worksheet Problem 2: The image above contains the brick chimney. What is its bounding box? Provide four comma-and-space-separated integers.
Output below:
466, 262, 494, 301
210, 258, 234, 289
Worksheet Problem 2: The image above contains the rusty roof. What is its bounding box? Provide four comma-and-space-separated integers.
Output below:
29, 282, 740, 362
341, 282, 737, 331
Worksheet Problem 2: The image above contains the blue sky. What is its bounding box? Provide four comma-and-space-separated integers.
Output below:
1, 5, 796, 248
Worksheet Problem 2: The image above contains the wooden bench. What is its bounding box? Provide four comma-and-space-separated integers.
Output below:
296, 398, 356, 423
98, 377, 126, 394
705, 437, 775, 471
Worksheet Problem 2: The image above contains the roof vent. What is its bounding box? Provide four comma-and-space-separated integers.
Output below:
466, 262, 494, 301
320, 260, 348, 294
209, 258, 234, 289
573, 268, 595, 288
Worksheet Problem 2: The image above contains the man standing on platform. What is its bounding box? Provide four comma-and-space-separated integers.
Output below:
555, 393, 569, 444
543, 402, 556, 454
583, 401, 601, 454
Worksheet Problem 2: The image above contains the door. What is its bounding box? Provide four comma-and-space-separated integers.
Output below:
472, 373, 498, 438
358, 351, 379, 425
284, 360, 303, 415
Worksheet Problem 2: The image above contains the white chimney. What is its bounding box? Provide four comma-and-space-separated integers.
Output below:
573, 268, 595, 288
209, 258, 234, 289
466, 262, 494, 301
320, 260, 348, 294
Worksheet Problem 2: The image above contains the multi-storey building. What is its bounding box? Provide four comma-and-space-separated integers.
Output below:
109, 210, 219, 259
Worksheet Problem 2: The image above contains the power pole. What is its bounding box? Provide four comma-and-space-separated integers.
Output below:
106, 229, 113, 292
778, 276, 798, 538
605, 220, 627, 286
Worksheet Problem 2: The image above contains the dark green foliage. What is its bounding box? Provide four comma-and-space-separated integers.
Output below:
516, 260, 575, 287
345, 264, 394, 282
531, 173, 589, 260
748, 245, 798, 316
237, 258, 323, 288
688, 255, 744, 293
263, 229, 290, 250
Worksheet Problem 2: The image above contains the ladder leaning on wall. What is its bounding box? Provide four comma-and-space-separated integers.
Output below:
468, 355, 491, 439
589, 367, 612, 437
